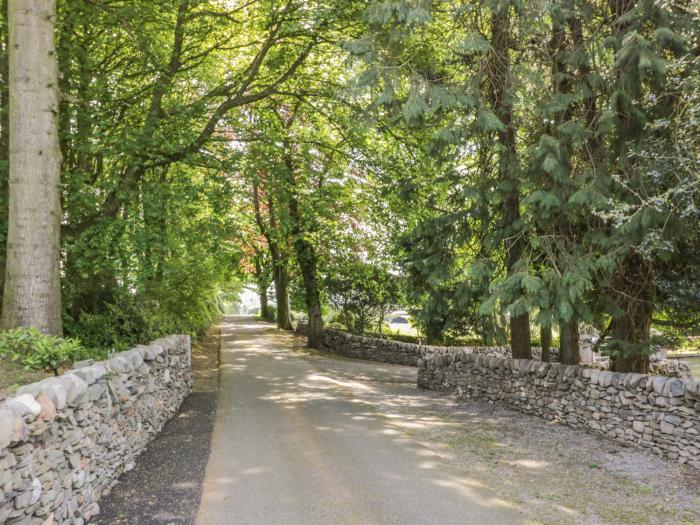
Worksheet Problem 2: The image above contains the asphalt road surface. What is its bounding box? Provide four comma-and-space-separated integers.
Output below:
196, 316, 529, 525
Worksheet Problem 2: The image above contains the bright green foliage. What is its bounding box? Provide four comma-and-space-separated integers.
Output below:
0, 327, 43, 359
1, 0, 353, 348
326, 259, 400, 335
347, 0, 700, 367
0, 0, 697, 367
0, 328, 90, 376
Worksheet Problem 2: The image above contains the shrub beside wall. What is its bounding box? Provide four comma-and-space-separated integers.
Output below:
418, 350, 700, 469
0, 334, 192, 524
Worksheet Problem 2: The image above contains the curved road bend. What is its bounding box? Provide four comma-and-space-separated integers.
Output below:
196, 316, 529, 525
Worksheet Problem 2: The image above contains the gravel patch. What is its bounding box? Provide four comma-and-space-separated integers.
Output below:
94, 324, 221, 524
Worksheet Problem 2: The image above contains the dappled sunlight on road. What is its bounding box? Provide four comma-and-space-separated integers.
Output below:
198, 316, 699, 525
304, 373, 375, 391
197, 316, 535, 525
431, 475, 518, 510
507, 459, 550, 469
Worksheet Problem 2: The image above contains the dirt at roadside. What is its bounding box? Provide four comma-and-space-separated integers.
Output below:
417, 398, 699, 525
191, 322, 221, 392
374, 385, 700, 525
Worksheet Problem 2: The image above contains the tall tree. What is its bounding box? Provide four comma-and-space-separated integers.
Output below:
252, 177, 294, 330
2, 0, 62, 334
252, 245, 273, 321
0, 0, 9, 297
282, 149, 324, 348
486, 0, 531, 359
608, 0, 697, 373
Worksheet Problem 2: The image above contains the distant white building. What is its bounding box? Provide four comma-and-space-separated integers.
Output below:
239, 286, 261, 314
386, 310, 417, 336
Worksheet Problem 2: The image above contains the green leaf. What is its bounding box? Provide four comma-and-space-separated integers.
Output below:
457, 34, 491, 54
407, 7, 431, 25
557, 299, 573, 322
521, 274, 543, 293
524, 190, 561, 210
476, 109, 505, 133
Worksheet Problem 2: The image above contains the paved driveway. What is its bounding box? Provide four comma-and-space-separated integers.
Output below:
196, 316, 528, 525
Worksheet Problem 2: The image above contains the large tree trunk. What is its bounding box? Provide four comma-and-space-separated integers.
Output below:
509, 310, 531, 359
273, 263, 293, 330
0, 0, 6, 158
251, 178, 293, 330
605, 1, 654, 374
259, 285, 268, 319
287, 198, 323, 348
547, 8, 590, 366
558, 320, 580, 365
426, 318, 443, 345
253, 256, 270, 320
268, 212, 293, 330
255, 264, 269, 321
489, 3, 531, 359
540, 323, 552, 362
280, 150, 323, 348
609, 250, 653, 373
298, 258, 323, 348
2, 0, 62, 334
0, 0, 9, 299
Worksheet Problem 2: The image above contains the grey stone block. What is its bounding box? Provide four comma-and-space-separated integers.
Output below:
0, 408, 17, 449
7, 395, 41, 419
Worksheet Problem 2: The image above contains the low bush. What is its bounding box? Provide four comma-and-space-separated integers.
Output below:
65, 289, 222, 352
0, 328, 91, 376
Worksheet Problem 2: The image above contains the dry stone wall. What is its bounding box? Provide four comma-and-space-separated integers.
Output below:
0, 335, 192, 525
418, 350, 700, 469
321, 329, 422, 366
297, 323, 699, 468
297, 322, 556, 366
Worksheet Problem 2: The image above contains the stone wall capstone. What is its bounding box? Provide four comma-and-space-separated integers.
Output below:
417, 350, 700, 469
0, 334, 192, 524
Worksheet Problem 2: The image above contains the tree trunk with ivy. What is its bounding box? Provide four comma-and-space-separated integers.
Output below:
273, 263, 293, 330
426, 318, 443, 345
252, 178, 293, 330
284, 155, 323, 349
259, 289, 268, 319
256, 267, 269, 320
